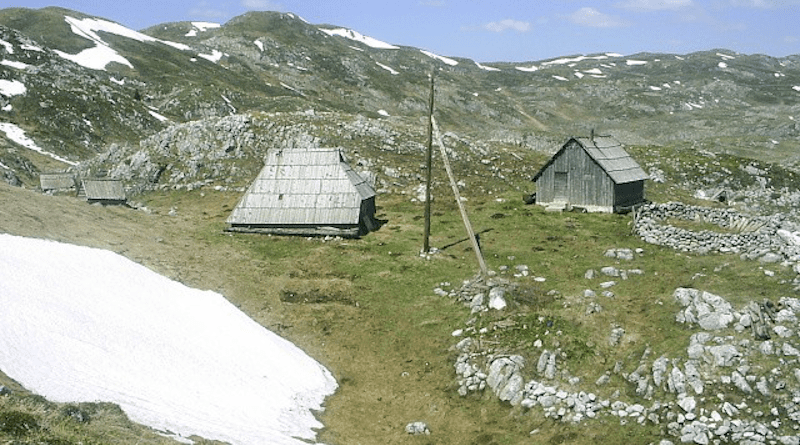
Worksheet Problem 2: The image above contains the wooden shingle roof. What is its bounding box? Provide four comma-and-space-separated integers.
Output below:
533, 136, 649, 184
227, 148, 375, 226
40, 173, 76, 191
80, 179, 126, 201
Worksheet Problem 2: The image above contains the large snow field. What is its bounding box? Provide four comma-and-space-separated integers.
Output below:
0, 233, 337, 445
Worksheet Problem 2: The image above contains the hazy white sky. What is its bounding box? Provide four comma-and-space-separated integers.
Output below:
12, 0, 800, 62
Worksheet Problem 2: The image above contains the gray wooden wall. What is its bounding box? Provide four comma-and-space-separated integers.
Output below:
535, 142, 615, 208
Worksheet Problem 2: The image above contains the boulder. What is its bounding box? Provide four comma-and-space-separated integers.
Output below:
708, 345, 740, 367
488, 287, 507, 310
405, 421, 430, 435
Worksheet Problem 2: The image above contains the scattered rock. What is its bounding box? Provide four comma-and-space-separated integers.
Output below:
488, 287, 507, 310
405, 421, 430, 435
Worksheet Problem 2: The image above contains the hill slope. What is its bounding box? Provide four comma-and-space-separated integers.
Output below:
0, 7, 799, 189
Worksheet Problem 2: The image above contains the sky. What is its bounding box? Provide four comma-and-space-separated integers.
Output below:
9, 1, 800, 63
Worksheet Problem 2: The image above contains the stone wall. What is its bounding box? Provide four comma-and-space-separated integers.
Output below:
633, 202, 800, 266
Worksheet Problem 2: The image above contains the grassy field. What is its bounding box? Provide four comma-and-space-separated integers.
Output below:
0, 176, 797, 444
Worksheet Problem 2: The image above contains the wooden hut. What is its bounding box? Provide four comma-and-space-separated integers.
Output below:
78, 179, 126, 205
532, 136, 648, 213
226, 148, 378, 237
39, 172, 77, 192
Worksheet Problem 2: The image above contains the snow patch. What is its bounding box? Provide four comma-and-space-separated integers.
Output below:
190, 22, 220, 34
198, 49, 224, 63
584, 68, 603, 75
0, 79, 26, 97
649, 85, 661, 91
475, 61, 500, 72
0, 234, 337, 445
377, 109, 390, 116
185, 22, 220, 37
552, 75, 569, 81
222, 95, 236, 113
55, 43, 134, 71
515, 65, 538, 72
319, 27, 398, 49
717, 52, 735, 60
0, 122, 77, 165
793, 86, 800, 92
626, 59, 647, 66
55, 16, 191, 71
0, 39, 13, 54
147, 109, 168, 122
254, 40, 264, 51
718, 62, 728, 68
280, 82, 302, 95
287, 13, 308, 23
1, 59, 32, 70
110, 77, 125, 85
21, 44, 43, 52
420, 50, 458, 66
542, 54, 610, 66
376, 62, 398, 75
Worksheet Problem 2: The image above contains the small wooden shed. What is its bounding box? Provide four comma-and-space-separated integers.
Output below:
78, 179, 126, 205
532, 136, 648, 213
226, 148, 378, 237
40, 172, 77, 192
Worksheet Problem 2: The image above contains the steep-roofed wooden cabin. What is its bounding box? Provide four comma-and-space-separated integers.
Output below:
78, 179, 126, 205
39, 172, 77, 192
226, 148, 378, 237
532, 136, 648, 213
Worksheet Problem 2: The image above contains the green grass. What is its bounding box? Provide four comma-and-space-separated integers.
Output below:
3, 174, 800, 444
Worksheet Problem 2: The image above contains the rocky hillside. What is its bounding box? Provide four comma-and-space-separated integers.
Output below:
0, 6, 799, 191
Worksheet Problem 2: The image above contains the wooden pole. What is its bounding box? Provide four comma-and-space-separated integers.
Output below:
431, 116, 488, 276
422, 72, 435, 253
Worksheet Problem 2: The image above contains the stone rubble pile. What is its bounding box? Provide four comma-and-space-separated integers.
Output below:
439, 250, 800, 444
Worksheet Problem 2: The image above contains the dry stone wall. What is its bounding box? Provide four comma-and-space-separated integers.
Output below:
633, 202, 800, 266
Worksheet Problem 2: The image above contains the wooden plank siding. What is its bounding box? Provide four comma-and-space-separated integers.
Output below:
533, 136, 647, 213
535, 142, 615, 209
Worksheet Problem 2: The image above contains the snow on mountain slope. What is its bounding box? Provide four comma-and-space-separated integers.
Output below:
54, 15, 191, 70
0, 123, 77, 165
319, 27, 398, 49
0, 233, 337, 445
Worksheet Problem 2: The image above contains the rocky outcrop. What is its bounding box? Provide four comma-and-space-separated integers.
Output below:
442, 251, 800, 444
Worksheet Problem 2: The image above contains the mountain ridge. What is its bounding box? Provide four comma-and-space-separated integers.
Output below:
0, 7, 799, 191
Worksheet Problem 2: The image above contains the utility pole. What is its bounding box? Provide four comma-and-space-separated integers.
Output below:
422, 71, 435, 253
431, 116, 488, 276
